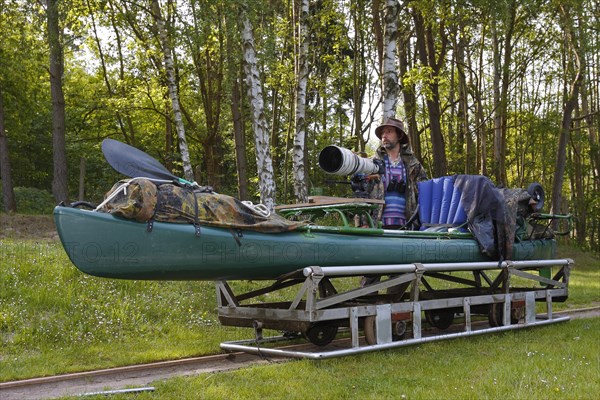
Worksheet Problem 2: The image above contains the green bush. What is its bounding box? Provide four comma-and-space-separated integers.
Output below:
0, 186, 55, 214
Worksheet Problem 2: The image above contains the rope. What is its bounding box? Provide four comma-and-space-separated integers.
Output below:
241, 200, 271, 218
94, 177, 172, 211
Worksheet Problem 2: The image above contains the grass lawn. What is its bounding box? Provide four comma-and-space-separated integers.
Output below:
68, 317, 600, 400
1, 231, 598, 384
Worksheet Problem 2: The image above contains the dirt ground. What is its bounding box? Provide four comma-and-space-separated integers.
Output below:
0, 214, 58, 240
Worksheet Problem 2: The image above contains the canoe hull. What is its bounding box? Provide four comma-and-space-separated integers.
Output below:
54, 206, 556, 281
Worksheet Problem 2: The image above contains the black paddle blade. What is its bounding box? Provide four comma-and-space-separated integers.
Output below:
102, 139, 177, 181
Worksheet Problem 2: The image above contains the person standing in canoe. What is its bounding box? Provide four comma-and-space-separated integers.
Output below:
367, 117, 427, 229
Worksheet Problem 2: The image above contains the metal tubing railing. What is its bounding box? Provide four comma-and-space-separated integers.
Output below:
220, 316, 570, 360
303, 259, 572, 277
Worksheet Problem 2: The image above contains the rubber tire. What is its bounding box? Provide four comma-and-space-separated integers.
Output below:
425, 310, 454, 330
303, 323, 338, 346
392, 320, 407, 340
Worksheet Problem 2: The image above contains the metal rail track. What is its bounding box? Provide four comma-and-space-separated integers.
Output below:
1, 306, 598, 400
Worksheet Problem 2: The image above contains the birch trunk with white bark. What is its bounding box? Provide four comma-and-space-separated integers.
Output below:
240, 7, 276, 210
293, 0, 309, 203
382, 0, 399, 119
151, 0, 194, 182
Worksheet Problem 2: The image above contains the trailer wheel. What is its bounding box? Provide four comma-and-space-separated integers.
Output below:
303, 323, 338, 346
425, 310, 454, 330
392, 320, 407, 340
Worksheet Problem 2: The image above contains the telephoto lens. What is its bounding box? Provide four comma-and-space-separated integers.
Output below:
318, 146, 384, 176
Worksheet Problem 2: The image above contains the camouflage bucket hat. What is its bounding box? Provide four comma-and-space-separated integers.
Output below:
375, 117, 408, 144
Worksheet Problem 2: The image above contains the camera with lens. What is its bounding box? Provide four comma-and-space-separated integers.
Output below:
319, 146, 384, 198
318, 146, 384, 176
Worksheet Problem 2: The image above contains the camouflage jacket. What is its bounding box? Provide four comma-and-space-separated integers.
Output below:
368, 144, 427, 227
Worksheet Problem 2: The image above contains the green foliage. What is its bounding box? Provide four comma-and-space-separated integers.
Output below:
0, 187, 55, 215
1, 0, 598, 246
0, 0, 52, 191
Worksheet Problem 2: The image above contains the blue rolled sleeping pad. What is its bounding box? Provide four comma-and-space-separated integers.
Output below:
418, 176, 468, 232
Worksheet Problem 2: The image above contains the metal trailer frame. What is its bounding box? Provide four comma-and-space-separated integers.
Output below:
218, 258, 573, 359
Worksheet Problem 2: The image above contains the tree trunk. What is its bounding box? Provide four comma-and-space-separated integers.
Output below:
165, 102, 174, 171
491, 0, 515, 187
47, 0, 69, 203
447, 34, 457, 167
351, 5, 364, 150
413, 9, 447, 177
151, 0, 194, 182
470, 29, 487, 176
372, 0, 383, 73
381, 0, 399, 120
499, 2, 516, 185
192, 6, 224, 190
0, 90, 16, 212
226, 20, 248, 201
551, 4, 584, 224
457, 27, 473, 174
78, 157, 85, 201
232, 73, 248, 201
270, 86, 281, 175
293, 0, 309, 203
571, 109, 586, 245
399, 31, 420, 160
240, 5, 276, 210
491, 24, 502, 183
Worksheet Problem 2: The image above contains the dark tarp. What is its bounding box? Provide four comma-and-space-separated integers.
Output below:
454, 175, 533, 260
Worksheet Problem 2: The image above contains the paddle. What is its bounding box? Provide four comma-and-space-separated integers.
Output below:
101, 138, 197, 187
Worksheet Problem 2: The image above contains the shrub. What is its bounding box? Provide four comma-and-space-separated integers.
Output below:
0, 186, 56, 214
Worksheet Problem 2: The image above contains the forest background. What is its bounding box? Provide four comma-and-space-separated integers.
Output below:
0, 0, 598, 251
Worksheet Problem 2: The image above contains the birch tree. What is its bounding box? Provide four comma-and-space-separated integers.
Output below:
151, 0, 194, 182
293, 0, 309, 203
240, 5, 276, 210
381, 0, 399, 120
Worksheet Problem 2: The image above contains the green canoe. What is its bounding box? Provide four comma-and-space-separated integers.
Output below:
53, 205, 557, 281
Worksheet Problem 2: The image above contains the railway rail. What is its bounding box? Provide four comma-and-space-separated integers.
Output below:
1, 306, 597, 400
